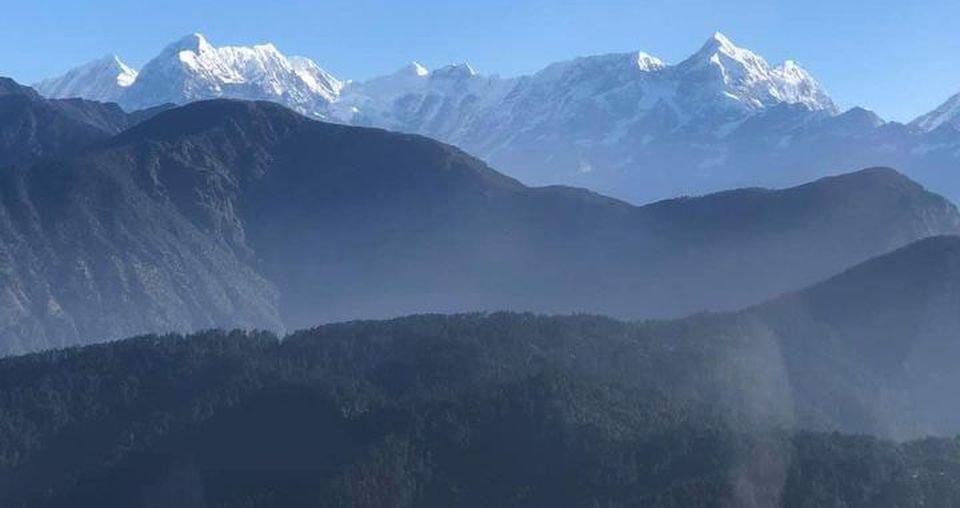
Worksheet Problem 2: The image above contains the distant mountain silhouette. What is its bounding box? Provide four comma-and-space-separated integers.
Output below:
728, 235, 960, 437
0, 93, 957, 352
104, 101, 960, 327
0, 77, 169, 166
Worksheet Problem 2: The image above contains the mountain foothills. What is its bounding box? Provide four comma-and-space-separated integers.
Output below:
0, 85, 956, 353
33, 32, 960, 203
3, 235, 960, 507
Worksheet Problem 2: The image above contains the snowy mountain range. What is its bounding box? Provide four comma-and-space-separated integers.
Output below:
32, 32, 960, 203
36, 33, 342, 118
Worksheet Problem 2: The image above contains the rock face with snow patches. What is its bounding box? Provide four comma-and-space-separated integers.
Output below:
912, 92, 960, 132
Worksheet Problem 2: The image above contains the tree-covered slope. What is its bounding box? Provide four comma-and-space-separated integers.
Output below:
1, 307, 959, 507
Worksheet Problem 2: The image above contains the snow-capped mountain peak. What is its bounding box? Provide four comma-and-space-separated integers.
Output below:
680, 31, 765, 75
33, 55, 138, 102
409, 62, 430, 77
118, 33, 343, 116
289, 56, 345, 100
683, 32, 772, 77
32, 31, 850, 203
635, 52, 665, 71
701, 31, 741, 56
676, 32, 835, 113
911, 92, 960, 132
166, 32, 215, 54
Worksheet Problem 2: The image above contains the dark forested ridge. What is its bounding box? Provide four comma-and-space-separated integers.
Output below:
665, 235, 960, 438
0, 80, 958, 354
0, 77, 170, 166
1, 308, 959, 508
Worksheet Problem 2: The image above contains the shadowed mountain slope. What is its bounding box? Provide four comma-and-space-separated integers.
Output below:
0, 96, 958, 353
3, 248, 960, 507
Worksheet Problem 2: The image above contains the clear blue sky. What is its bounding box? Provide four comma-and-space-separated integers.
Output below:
1, 0, 958, 122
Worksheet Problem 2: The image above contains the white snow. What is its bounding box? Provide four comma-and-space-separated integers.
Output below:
35, 33, 343, 116
33, 31, 843, 178
33, 55, 138, 102
911, 93, 960, 132
121, 33, 345, 115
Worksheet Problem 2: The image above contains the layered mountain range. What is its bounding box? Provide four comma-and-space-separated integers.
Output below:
0, 81, 957, 354
32, 32, 960, 203
9, 31, 960, 507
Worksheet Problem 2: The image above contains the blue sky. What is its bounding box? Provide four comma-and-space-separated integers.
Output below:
1, 0, 958, 122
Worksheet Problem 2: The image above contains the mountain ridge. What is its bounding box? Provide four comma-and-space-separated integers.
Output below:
0, 94, 957, 354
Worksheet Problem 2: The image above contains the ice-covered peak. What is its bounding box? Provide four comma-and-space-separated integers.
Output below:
775, 60, 812, 82
674, 32, 835, 113
253, 42, 280, 53
33, 54, 138, 102
911, 92, 960, 132
408, 61, 430, 76
635, 52, 665, 71
166, 33, 214, 54
684, 31, 764, 70
120, 33, 343, 114
701, 32, 738, 54
289, 56, 344, 100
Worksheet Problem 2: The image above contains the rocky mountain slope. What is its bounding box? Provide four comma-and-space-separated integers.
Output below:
0, 77, 169, 166
94, 101, 960, 330
0, 90, 957, 353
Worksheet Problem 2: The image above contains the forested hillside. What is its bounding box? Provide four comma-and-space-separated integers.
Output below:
1, 311, 959, 507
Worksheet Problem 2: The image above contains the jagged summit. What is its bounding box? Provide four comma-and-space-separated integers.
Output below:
911, 92, 960, 132
119, 33, 343, 115
31, 31, 861, 204
164, 32, 214, 53
34, 33, 343, 116
675, 32, 835, 113
680, 31, 764, 72
698, 31, 740, 55
432, 62, 478, 79
635, 51, 665, 71
35, 30, 834, 125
